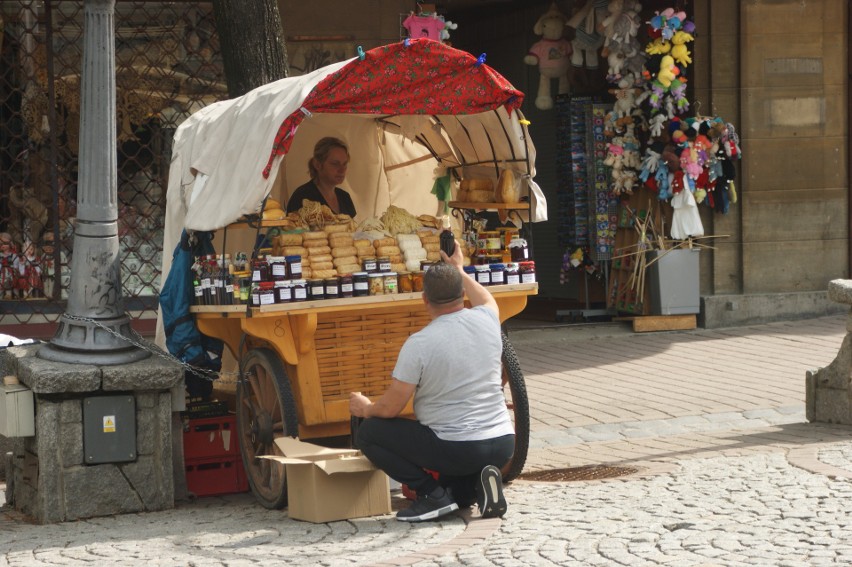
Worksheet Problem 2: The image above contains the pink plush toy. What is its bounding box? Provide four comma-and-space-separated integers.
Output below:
680, 147, 703, 179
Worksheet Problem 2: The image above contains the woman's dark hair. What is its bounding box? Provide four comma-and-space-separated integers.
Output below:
308, 137, 349, 178
423, 262, 464, 305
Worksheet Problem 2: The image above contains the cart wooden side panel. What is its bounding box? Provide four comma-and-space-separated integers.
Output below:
193, 283, 537, 439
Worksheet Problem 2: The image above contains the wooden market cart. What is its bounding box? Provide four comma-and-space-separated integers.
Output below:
163, 40, 550, 509
191, 279, 537, 509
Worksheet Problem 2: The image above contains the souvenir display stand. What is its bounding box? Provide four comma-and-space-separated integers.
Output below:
555, 5, 741, 329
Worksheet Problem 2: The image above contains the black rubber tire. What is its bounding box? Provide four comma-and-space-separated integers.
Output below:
501, 331, 530, 483
237, 347, 299, 509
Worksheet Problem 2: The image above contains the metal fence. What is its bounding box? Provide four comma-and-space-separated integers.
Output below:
0, 1, 227, 335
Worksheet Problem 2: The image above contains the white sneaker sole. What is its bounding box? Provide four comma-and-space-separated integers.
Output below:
397, 502, 459, 522
479, 466, 507, 518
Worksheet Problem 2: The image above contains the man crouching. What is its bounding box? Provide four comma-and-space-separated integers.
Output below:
349, 240, 512, 522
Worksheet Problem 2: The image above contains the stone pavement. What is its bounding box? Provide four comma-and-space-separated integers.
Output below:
3, 314, 852, 566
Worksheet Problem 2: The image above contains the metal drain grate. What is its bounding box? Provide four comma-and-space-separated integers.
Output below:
519, 465, 639, 482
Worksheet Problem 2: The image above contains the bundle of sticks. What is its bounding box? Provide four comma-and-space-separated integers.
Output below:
611, 200, 725, 298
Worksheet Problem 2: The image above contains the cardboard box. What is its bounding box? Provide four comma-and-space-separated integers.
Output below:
261, 437, 391, 523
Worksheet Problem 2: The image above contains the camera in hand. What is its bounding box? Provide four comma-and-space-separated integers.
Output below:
440, 215, 456, 257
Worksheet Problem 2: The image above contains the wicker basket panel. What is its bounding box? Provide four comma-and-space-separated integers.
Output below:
314, 308, 429, 401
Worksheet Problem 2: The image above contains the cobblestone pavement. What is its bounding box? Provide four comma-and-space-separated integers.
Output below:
2, 314, 852, 566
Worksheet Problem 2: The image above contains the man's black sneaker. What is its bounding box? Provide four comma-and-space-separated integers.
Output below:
396, 487, 459, 522
476, 465, 507, 518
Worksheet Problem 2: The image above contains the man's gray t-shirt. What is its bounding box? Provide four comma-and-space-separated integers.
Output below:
393, 305, 514, 441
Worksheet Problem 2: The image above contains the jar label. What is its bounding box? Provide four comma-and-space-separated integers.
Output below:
294, 288, 307, 299
506, 274, 520, 285
326, 285, 338, 295
379, 261, 391, 272
477, 273, 490, 284
279, 288, 292, 301
354, 282, 368, 291
272, 264, 286, 277
341, 283, 354, 293
311, 285, 324, 295
522, 272, 536, 283
260, 293, 275, 305
491, 272, 505, 284
251, 292, 260, 306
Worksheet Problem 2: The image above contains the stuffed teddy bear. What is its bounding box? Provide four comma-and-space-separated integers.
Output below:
524, 2, 573, 110
609, 86, 642, 119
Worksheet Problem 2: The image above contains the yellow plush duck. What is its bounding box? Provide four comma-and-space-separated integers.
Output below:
657, 55, 679, 88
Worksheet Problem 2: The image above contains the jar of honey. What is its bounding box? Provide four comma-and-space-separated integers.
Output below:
398, 271, 413, 293
412, 271, 424, 292
369, 273, 385, 295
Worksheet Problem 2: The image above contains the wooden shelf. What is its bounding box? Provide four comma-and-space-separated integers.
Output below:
448, 201, 530, 210
226, 218, 300, 229
190, 282, 538, 318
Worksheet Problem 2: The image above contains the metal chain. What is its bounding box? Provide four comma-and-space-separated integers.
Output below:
61, 313, 240, 381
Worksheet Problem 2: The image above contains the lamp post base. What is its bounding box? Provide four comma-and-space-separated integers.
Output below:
38, 313, 151, 365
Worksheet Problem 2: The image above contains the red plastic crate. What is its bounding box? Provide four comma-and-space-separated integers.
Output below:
183, 414, 239, 461
185, 456, 249, 497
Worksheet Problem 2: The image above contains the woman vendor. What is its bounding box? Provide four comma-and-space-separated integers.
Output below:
286, 137, 357, 217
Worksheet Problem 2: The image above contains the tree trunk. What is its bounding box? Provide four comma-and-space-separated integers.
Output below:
212, 0, 289, 98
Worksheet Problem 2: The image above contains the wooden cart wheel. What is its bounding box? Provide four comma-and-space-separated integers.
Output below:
237, 347, 299, 509
500, 331, 529, 482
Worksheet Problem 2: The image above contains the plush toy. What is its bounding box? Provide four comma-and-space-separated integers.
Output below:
639, 145, 662, 182
440, 20, 458, 43
621, 123, 642, 169
567, 0, 609, 70
648, 113, 667, 137
645, 37, 671, 55
648, 8, 687, 41
609, 86, 642, 119
670, 77, 689, 113
655, 164, 672, 199
524, 2, 573, 110
670, 30, 694, 67
657, 55, 679, 87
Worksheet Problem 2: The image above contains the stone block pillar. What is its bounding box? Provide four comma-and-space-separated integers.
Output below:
806, 279, 852, 424
1, 344, 181, 523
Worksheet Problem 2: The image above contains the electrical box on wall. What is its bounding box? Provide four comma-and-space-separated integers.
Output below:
0, 380, 35, 437
83, 395, 137, 464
